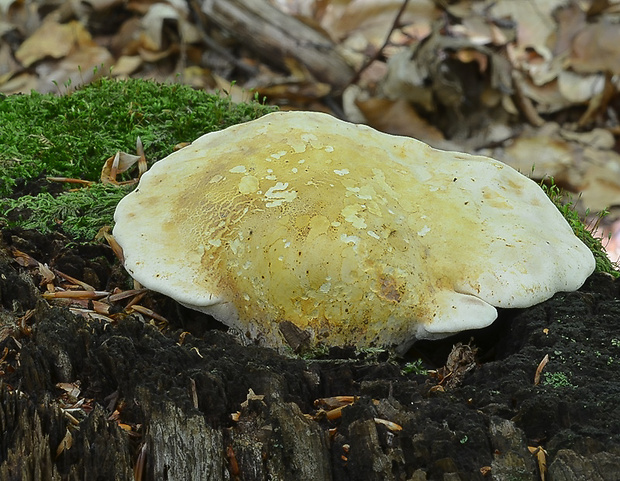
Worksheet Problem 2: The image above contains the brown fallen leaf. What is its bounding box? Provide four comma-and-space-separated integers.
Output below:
320, 0, 435, 52
570, 20, 620, 75
534, 354, 549, 386
112, 55, 144, 77
16, 18, 94, 67
36, 45, 113, 94
528, 445, 547, 481
10, 247, 39, 268
431, 341, 478, 390
129, 305, 169, 324
55, 428, 73, 458
374, 417, 402, 432
356, 97, 448, 146
56, 382, 81, 400
314, 395, 357, 411
313, 395, 357, 420
101, 152, 141, 185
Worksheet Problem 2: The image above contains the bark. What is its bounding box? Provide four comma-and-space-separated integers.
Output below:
144, 399, 226, 480
0, 389, 133, 481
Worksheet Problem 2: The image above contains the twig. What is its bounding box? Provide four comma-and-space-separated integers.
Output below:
512, 70, 545, 127
341, 0, 411, 92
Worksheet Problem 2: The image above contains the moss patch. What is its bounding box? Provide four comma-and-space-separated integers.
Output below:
2, 183, 131, 240
0, 78, 275, 239
541, 179, 619, 278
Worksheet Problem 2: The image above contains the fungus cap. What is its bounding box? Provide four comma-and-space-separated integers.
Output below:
113, 111, 595, 350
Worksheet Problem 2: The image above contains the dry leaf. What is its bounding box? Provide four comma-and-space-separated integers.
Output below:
10, 247, 39, 267
455, 48, 489, 73
314, 395, 356, 411
593, 218, 620, 264
570, 20, 620, 75
36, 45, 114, 94
55, 428, 73, 458
87, 0, 123, 11
374, 417, 402, 432
56, 382, 81, 399
112, 55, 143, 77
432, 342, 478, 390
557, 71, 605, 104
534, 354, 549, 385
381, 48, 434, 111
181, 66, 216, 90
528, 446, 548, 481
0, 42, 19, 78
321, 0, 435, 48
552, 1, 587, 56
141, 2, 201, 51
489, 0, 559, 54
0, 72, 38, 94
37, 262, 55, 287
101, 151, 142, 184
213, 74, 259, 104
16, 18, 94, 67
579, 162, 620, 213
257, 80, 331, 103
498, 126, 574, 178
356, 97, 449, 147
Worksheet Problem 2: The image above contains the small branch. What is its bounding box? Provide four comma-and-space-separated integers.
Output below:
341, 0, 411, 92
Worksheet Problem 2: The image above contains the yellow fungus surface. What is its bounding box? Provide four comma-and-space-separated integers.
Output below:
114, 112, 595, 350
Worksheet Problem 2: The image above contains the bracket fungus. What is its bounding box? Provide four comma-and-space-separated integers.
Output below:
113, 111, 595, 351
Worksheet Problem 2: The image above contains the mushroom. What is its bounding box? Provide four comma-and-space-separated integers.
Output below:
113, 111, 595, 351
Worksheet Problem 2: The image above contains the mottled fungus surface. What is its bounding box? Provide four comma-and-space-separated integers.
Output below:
113, 111, 595, 350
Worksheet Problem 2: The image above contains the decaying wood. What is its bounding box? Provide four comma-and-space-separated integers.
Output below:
0, 387, 133, 481
200, 0, 355, 89
3, 234, 620, 481
145, 399, 226, 479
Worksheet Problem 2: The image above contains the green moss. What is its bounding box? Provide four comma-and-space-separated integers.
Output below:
541, 179, 619, 278
542, 371, 574, 388
0, 78, 274, 195
0, 77, 275, 239
402, 359, 428, 375
2, 183, 131, 240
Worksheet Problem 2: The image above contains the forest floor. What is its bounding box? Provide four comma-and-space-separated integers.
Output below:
2, 1, 620, 479
1, 227, 620, 480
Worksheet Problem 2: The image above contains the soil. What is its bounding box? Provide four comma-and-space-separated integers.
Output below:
1, 227, 620, 480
